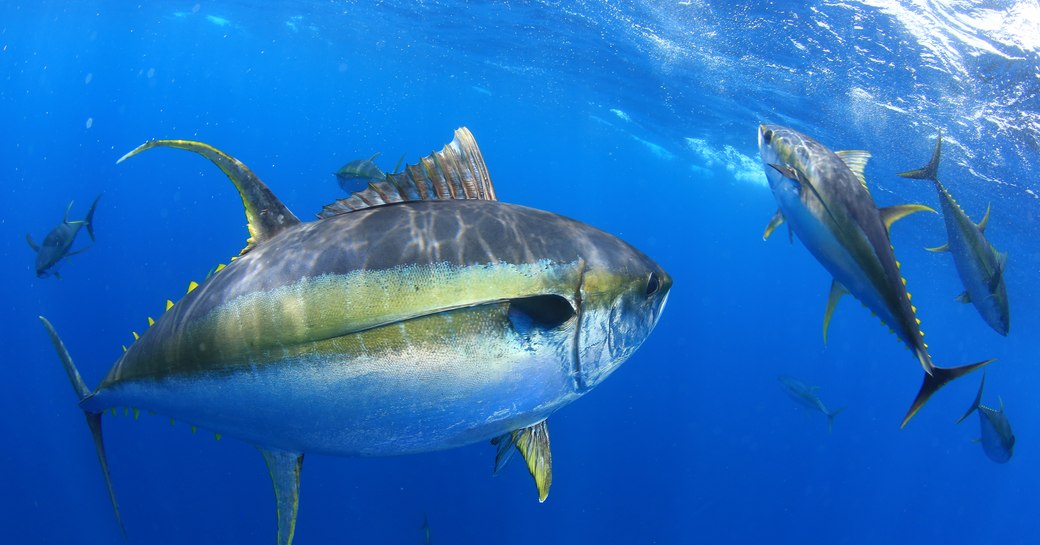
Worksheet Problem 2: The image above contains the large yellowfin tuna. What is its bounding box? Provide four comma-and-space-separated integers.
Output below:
898, 131, 1009, 336
757, 124, 992, 427
41, 128, 671, 544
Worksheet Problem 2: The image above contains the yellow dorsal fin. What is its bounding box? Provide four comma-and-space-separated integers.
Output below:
187, 281, 199, 294
835, 150, 871, 189
117, 139, 301, 255
166, 299, 174, 311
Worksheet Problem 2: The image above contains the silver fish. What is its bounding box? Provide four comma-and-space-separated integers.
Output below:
758, 124, 992, 427
26, 195, 100, 278
956, 372, 1014, 463
898, 131, 1009, 336
41, 128, 671, 544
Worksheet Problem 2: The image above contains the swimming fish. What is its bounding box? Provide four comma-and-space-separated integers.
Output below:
26, 195, 101, 278
777, 375, 843, 432
956, 372, 1014, 463
757, 124, 992, 427
898, 131, 1009, 336
335, 152, 385, 191
41, 128, 671, 545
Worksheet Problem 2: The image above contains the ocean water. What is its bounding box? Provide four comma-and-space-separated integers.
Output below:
4, 1, 1039, 544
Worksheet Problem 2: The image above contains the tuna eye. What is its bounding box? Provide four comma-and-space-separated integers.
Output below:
762, 129, 773, 144
645, 272, 660, 297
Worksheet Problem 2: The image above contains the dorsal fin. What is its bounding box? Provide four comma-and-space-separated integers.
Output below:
978, 203, 991, 232
835, 150, 871, 189
317, 127, 496, 219
117, 140, 301, 254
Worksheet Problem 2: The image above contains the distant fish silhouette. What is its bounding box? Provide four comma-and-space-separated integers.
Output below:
335, 153, 385, 191
957, 372, 1014, 463
26, 195, 101, 278
778, 375, 843, 432
334, 153, 406, 193
898, 131, 1009, 336
421, 512, 431, 544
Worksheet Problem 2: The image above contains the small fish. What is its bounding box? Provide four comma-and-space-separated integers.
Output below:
758, 124, 992, 427
41, 128, 671, 545
334, 152, 386, 192
956, 372, 1014, 463
898, 131, 1009, 336
421, 512, 431, 544
26, 195, 101, 278
778, 375, 843, 432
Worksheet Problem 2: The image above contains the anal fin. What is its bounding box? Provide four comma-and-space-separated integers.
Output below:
260, 448, 304, 545
763, 209, 785, 241
879, 204, 935, 233
925, 243, 950, 253
823, 279, 847, 344
491, 419, 552, 502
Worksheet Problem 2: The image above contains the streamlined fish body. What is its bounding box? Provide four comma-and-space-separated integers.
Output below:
777, 375, 842, 432
758, 124, 991, 427
957, 373, 1014, 463
26, 195, 101, 278
42, 128, 670, 544
898, 132, 1009, 336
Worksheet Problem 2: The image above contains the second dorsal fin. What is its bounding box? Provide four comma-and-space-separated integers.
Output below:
317, 127, 496, 219
118, 139, 301, 254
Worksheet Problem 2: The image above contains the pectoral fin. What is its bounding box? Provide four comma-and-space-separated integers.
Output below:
491, 419, 552, 502
769, 163, 839, 225
823, 279, 847, 344
260, 448, 304, 545
878, 204, 935, 234
25, 233, 40, 253
763, 209, 785, 241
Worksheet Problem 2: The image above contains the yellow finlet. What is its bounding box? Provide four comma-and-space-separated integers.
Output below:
121, 345, 127, 353
215, 263, 226, 272
147, 317, 155, 327
191, 425, 197, 434
132, 331, 139, 340
215, 433, 222, 441
187, 281, 199, 294
166, 299, 174, 311
133, 409, 140, 420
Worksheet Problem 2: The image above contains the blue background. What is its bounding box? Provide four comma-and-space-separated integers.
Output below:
3, 1, 1039, 543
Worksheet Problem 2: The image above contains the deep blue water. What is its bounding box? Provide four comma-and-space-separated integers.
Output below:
4, 1, 1040, 544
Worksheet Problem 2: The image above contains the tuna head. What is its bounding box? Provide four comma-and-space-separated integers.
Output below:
571, 231, 671, 392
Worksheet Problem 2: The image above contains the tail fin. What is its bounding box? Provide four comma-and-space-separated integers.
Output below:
897, 130, 942, 181
39, 316, 126, 539
84, 194, 101, 242
956, 372, 986, 424
826, 407, 844, 433
901, 358, 994, 428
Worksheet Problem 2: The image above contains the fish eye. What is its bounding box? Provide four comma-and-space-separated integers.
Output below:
645, 271, 660, 297
762, 129, 773, 144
